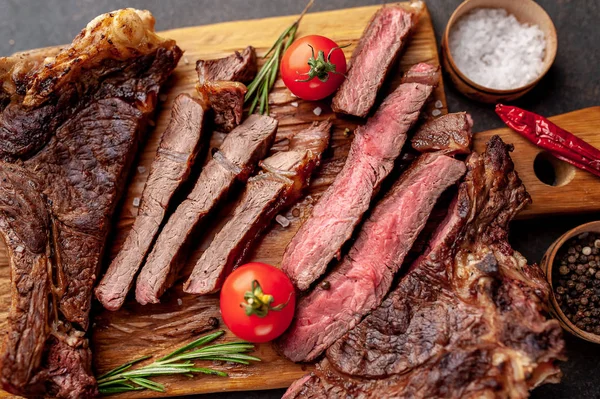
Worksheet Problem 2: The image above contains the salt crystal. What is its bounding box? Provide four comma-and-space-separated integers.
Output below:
432, 109, 442, 117
8, 39, 15, 46
184, 57, 190, 65
132, 197, 141, 207
313, 107, 322, 116
448, 8, 546, 90
159, 94, 168, 102
15, 245, 24, 253
137, 166, 146, 174
434, 100, 443, 109
177, 298, 183, 306
291, 102, 299, 108
276, 214, 290, 228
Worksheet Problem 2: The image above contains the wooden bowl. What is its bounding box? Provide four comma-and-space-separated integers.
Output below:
541, 221, 600, 344
441, 0, 558, 103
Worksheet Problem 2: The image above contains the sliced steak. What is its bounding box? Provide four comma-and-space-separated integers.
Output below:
197, 80, 247, 133
95, 94, 207, 311
0, 9, 181, 398
184, 120, 331, 295
196, 46, 257, 83
196, 46, 257, 132
282, 63, 440, 291
277, 153, 466, 362
284, 136, 565, 399
135, 114, 277, 305
331, 4, 420, 117
412, 112, 473, 155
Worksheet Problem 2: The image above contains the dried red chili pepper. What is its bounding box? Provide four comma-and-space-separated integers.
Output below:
495, 104, 600, 178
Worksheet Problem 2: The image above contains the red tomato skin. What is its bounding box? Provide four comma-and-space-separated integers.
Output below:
220, 262, 296, 343
280, 35, 347, 101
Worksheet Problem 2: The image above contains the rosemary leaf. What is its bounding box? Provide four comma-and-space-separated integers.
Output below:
244, 0, 314, 115
129, 377, 165, 392
98, 330, 259, 396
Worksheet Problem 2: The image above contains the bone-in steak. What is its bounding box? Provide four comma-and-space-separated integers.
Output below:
277, 153, 466, 362
135, 114, 277, 305
412, 112, 473, 155
0, 9, 181, 398
282, 63, 440, 291
331, 4, 420, 117
184, 120, 331, 295
283, 136, 565, 399
95, 93, 207, 311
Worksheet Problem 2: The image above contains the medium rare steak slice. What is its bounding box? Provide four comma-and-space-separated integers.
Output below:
196, 46, 257, 83
278, 153, 466, 362
136, 114, 277, 305
412, 112, 473, 155
330, 3, 421, 117
95, 94, 208, 311
284, 136, 565, 399
196, 46, 257, 132
282, 63, 440, 291
184, 120, 331, 295
0, 9, 181, 398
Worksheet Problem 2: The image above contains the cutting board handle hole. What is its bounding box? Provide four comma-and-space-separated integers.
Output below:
533, 151, 576, 187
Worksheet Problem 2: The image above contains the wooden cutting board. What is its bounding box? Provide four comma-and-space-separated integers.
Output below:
474, 106, 600, 218
0, 3, 446, 398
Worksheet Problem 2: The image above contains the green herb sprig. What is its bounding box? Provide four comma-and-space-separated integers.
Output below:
97, 330, 260, 395
245, 0, 314, 115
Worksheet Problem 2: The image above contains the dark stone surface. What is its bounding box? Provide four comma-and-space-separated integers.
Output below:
1, 1, 599, 398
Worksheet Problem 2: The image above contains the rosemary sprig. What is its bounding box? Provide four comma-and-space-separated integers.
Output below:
245, 0, 314, 115
97, 330, 260, 395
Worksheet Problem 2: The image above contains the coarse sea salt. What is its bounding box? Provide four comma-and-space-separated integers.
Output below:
449, 8, 546, 90
313, 107, 322, 116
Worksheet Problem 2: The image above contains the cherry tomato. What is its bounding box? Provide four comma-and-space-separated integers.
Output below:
280, 35, 347, 101
220, 262, 296, 343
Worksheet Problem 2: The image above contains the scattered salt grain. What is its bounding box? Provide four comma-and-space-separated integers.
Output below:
132, 197, 141, 207
177, 298, 183, 306
434, 100, 443, 109
159, 94, 168, 102
290, 102, 299, 108
432, 109, 442, 117
276, 214, 291, 228
15, 245, 24, 253
8, 39, 15, 46
184, 57, 190, 65
137, 166, 146, 174
313, 107, 322, 116
449, 8, 546, 90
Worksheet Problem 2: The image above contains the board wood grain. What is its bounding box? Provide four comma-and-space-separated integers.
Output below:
0, 3, 446, 398
474, 106, 600, 218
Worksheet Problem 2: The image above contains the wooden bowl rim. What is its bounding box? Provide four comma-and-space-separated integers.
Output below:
442, 0, 558, 95
543, 221, 600, 344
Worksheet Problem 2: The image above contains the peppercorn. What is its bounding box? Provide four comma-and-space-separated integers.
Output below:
556, 286, 566, 295
559, 265, 570, 275
567, 280, 575, 288
576, 265, 586, 275
583, 247, 592, 256
568, 255, 577, 263
581, 297, 589, 306
585, 310, 592, 317
320, 280, 331, 290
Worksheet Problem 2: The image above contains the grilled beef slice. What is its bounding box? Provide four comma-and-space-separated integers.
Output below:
136, 114, 277, 305
283, 136, 565, 399
412, 112, 473, 155
196, 46, 257, 83
278, 153, 466, 362
282, 63, 440, 291
184, 120, 331, 295
331, 3, 421, 117
196, 46, 257, 132
0, 9, 181, 398
95, 94, 208, 311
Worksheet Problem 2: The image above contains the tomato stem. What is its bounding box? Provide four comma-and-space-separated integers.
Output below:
295, 43, 349, 83
241, 280, 290, 318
